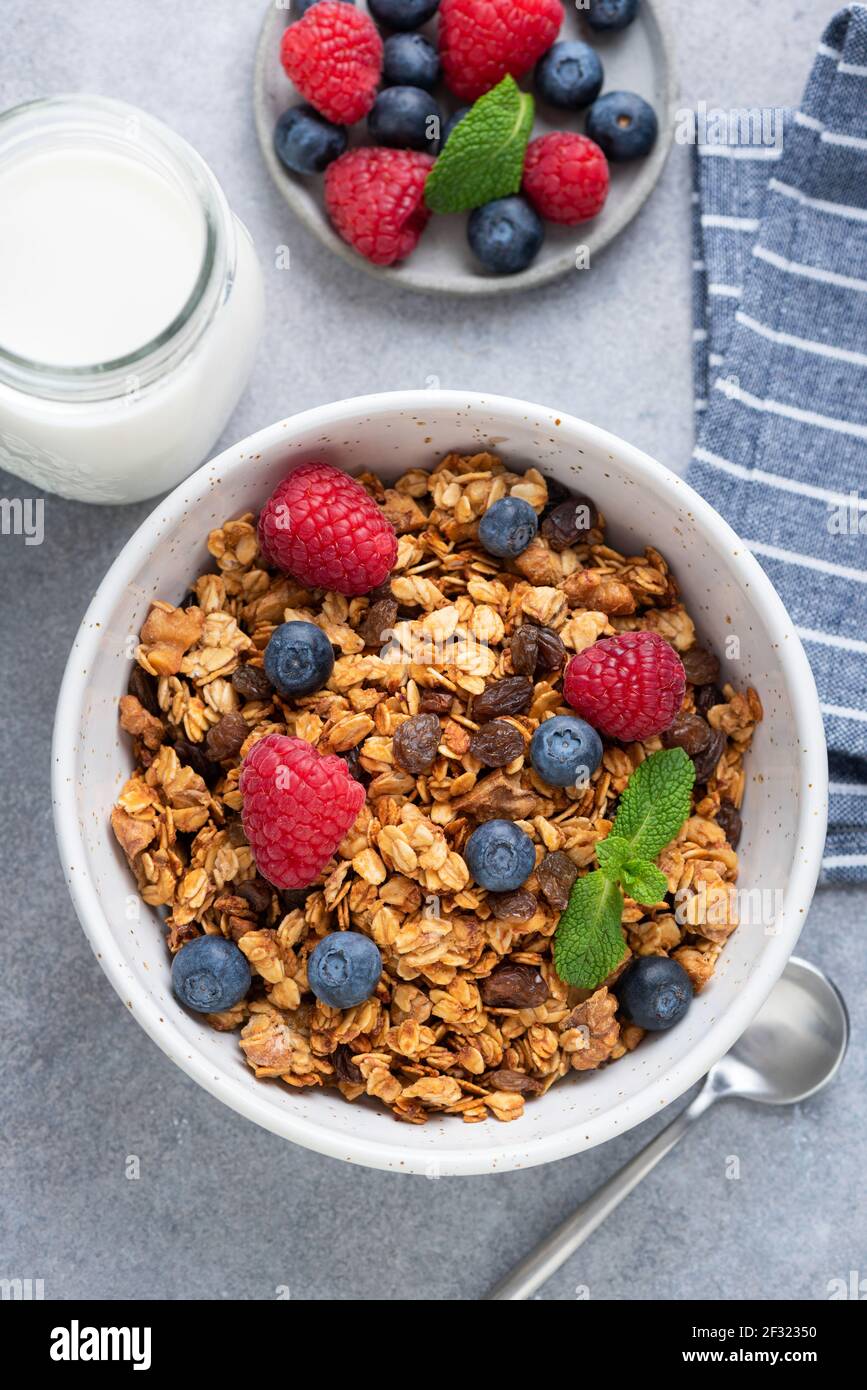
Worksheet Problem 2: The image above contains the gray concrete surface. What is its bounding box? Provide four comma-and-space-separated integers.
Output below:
1, 0, 862, 1302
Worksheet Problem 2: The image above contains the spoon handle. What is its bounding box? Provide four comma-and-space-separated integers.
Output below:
485, 1083, 718, 1301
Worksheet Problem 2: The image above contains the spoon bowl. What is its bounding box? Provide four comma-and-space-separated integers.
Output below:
709, 957, 849, 1106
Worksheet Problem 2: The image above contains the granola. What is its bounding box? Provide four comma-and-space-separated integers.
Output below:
112, 451, 762, 1124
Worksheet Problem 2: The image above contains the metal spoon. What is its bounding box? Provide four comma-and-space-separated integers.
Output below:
486, 957, 849, 1301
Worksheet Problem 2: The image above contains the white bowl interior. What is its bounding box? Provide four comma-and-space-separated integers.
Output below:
54, 392, 826, 1173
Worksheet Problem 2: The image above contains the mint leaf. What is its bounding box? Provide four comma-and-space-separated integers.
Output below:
596, 835, 632, 882
610, 747, 696, 862
553, 871, 627, 989
620, 858, 669, 907
424, 76, 534, 214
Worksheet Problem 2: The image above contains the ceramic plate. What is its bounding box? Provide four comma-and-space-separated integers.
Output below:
254, 0, 676, 295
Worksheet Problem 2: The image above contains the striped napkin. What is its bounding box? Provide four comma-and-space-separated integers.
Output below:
686, 4, 867, 883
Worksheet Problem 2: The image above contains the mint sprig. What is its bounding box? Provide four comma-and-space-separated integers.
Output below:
553, 748, 695, 989
424, 76, 534, 215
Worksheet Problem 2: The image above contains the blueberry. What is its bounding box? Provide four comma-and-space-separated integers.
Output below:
585, 91, 658, 161
619, 957, 693, 1031
273, 105, 347, 176
368, 86, 442, 153
442, 106, 470, 146
383, 33, 441, 92
293, 0, 354, 15
368, 0, 440, 31
530, 715, 603, 788
467, 196, 544, 275
535, 41, 603, 110
308, 931, 382, 1009
478, 496, 539, 558
264, 620, 334, 697
585, 0, 639, 32
172, 935, 251, 1014
465, 819, 536, 892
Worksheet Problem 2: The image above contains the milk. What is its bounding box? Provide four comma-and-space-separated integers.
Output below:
0, 96, 264, 503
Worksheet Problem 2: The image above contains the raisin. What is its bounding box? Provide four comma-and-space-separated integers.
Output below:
472, 676, 533, 721
339, 745, 370, 786
536, 851, 578, 909
393, 713, 441, 773
205, 712, 248, 762
419, 691, 453, 715
236, 878, 273, 916
332, 1044, 363, 1085
366, 580, 394, 604
231, 662, 273, 701
716, 801, 743, 848
361, 597, 398, 647
127, 664, 161, 716
485, 1069, 543, 1095
489, 888, 538, 922
170, 733, 221, 787
694, 682, 723, 717
508, 624, 565, 679
661, 712, 712, 757
469, 720, 524, 767
535, 627, 566, 673
691, 726, 726, 782
539, 474, 573, 520
681, 646, 721, 685
279, 887, 311, 913
480, 963, 550, 1009
539, 494, 598, 552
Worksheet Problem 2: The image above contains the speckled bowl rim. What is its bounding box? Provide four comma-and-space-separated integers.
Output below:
253, 0, 677, 296
53, 391, 828, 1175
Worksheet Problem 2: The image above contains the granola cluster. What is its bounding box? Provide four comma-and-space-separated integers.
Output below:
112, 452, 762, 1124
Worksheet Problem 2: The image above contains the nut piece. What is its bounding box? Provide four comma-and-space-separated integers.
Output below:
453, 770, 537, 823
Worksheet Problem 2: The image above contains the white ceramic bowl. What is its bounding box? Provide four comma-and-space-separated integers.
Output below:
53, 391, 827, 1175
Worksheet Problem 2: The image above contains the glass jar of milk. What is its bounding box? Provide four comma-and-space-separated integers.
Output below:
0, 96, 264, 504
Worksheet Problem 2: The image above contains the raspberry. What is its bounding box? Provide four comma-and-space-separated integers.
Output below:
522, 132, 609, 224
439, 0, 563, 102
563, 632, 686, 742
280, 3, 383, 125
240, 734, 365, 889
258, 460, 397, 595
324, 147, 434, 266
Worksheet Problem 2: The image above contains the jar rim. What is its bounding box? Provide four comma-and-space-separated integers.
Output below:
0, 94, 234, 402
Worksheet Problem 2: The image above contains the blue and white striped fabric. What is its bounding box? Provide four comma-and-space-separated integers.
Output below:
687, 5, 867, 883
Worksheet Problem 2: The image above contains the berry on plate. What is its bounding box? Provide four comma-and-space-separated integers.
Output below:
478, 494, 539, 556
368, 86, 442, 153
264, 620, 335, 697
535, 40, 603, 110
324, 146, 434, 265
369, 0, 441, 31
439, 0, 564, 103
258, 459, 397, 594
619, 956, 693, 1031
586, 0, 639, 32
585, 91, 658, 161
563, 630, 686, 742
280, 2, 383, 125
382, 32, 441, 92
307, 931, 383, 1008
530, 714, 603, 788
273, 104, 348, 175
467, 195, 544, 273
465, 818, 536, 892
171, 935, 251, 1014
442, 105, 470, 145
240, 734, 365, 889
522, 131, 609, 224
